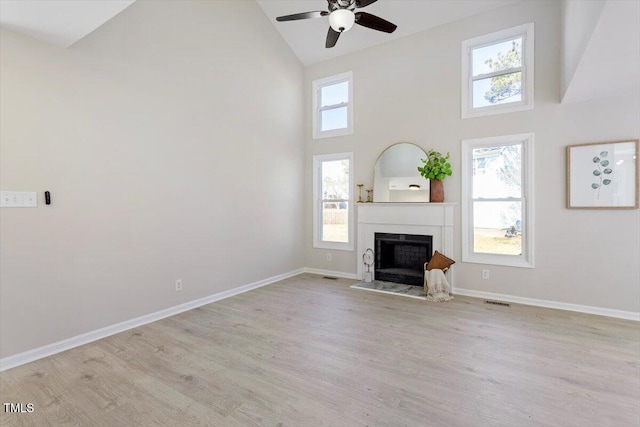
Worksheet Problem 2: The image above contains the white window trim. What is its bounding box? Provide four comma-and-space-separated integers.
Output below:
461, 23, 534, 119
312, 71, 354, 139
313, 152, 355, 251
461, 133, 535, 268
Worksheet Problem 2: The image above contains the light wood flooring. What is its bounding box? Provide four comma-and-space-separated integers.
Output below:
1, 273, 639, 426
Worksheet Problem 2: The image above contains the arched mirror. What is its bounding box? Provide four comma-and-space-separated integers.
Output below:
373, 143, 429, 202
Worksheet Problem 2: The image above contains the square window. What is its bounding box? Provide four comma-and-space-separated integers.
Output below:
313, 72, 353, 139
462, 24, 534, 118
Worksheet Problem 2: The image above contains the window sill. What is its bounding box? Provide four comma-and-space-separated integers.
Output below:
462, 253, 534, 268
462, 101, 533, 119
313, 127, 353, 140
313, 241, 354, 251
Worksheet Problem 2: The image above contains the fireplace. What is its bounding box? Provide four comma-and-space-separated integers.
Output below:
374, 233, 433, 286
357, 203, 455, 288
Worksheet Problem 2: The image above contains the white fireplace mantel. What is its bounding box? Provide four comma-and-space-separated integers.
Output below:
356, 202, 456, 284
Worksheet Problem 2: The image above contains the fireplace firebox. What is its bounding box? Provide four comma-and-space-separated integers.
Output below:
374, 233, 433, 286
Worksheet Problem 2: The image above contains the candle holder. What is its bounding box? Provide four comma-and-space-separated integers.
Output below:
366, 189, 373, 203
357, 184, 364, 203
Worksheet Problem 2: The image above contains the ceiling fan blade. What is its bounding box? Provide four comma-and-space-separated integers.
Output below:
356, 0, 378, 8
326, 27, 340, 48
276, 11, 328, 22
355, 12, 397, 33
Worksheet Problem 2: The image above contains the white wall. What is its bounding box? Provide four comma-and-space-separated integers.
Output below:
562, 0, 640, 103
0, 0, 305, 358
304, 1, 640, 312
561, 0, 606, 99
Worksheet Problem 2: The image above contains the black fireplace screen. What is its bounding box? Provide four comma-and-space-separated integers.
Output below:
374, 233, 433, 286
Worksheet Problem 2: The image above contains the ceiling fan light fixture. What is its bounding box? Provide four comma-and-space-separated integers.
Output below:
329, 9, 355, 33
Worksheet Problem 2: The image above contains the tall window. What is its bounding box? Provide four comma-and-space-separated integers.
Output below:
462, 134, 534, 268
462, 23, 534, 118
312, 72, 353, 139
313, 153, 354, 250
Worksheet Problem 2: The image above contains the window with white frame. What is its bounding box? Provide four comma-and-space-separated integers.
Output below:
461, 23, 534, 118
312, 72, 353, 139
313, 153, 354, 251
462, 133, 534, 268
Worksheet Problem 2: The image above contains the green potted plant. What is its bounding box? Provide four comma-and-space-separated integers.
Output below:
417, 150, 452, 202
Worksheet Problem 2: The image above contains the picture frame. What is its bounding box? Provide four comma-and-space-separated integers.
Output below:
567, 139, 639, 209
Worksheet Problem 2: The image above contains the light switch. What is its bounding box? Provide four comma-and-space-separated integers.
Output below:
0, 191, 38, 208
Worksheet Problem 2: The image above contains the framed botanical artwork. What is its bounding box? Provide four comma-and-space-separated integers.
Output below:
567, 140, 639, 209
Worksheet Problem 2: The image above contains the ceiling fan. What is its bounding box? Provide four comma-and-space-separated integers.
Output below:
275, 0, 397, 48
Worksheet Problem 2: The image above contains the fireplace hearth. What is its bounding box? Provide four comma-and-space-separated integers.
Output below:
374, 233, 433, 286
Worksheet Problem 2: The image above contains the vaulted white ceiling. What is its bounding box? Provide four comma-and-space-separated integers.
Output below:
562, 0, 640, 103
0, 0, 135, 48
1, 0, 637, 104
256, 0, 520, 65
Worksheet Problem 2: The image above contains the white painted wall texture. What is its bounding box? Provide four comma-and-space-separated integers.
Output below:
0, 0, 305, 358
304, 1, 640, 313
561, 0, 606, 99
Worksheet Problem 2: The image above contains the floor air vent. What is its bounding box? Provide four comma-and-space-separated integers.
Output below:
484, 300, 511, 307
323, 276, 338, 280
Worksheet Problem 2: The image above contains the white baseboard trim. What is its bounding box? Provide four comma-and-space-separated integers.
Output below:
304, 269, 639, 321
303, 268, 358, 280
0, 268, 305, 372
4, 269, 636, 372
453, 287, 640, 321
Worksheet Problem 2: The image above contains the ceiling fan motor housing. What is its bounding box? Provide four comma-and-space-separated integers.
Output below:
329, 0, 356, 12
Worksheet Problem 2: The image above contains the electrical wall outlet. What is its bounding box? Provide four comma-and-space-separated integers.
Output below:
326, 253, 332, 262
175, 279, 183, 291
481, 269, 490, 280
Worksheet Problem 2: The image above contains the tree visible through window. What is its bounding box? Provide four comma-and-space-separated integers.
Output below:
462, 23, 534, 118
483, 40, 522, 105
